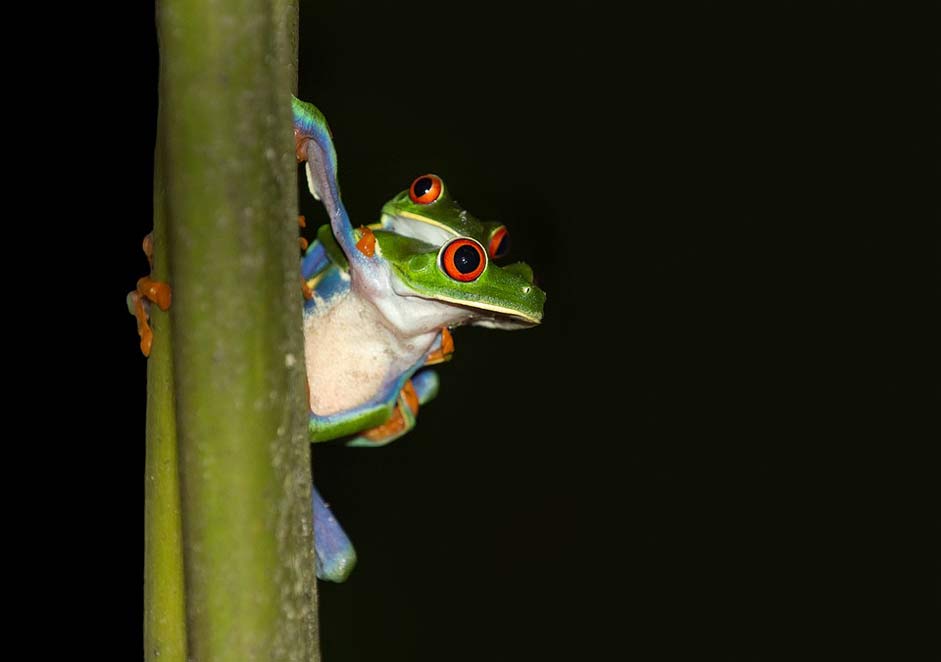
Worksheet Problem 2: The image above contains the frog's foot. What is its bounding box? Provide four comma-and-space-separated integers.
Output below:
294, 127, 310, 163
142, 232, 155, 269
296, 216, 316, 297
424, 327, 455, 366
346, 372, 439, 447
129, 275, 172, 357
298, 216, 309, 250
297, 215, 309, 250
301, 278, 314, 300
130, 277, 172, 356
130, 232, 173, 356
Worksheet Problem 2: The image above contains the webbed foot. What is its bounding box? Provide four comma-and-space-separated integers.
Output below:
129, 233, 172, 357
294, 127, 310, 164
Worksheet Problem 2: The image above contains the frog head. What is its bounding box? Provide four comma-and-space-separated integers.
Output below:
366, 174, 542, 331
372, 227, 544, 331
380, 174, 512, 264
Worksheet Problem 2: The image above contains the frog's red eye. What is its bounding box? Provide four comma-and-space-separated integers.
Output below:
488, 226, 510, 259
440, 238, 486, 282
409, 174, 443, 204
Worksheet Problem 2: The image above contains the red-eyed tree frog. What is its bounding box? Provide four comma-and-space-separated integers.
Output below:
293, 97, 545, 581
130, 98, 546, 584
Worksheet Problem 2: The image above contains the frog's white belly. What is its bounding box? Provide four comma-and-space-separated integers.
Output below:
304, 290, 438, 416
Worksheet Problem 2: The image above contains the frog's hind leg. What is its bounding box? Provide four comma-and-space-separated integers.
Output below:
127, 233, 172, 356
346, 370, 439, 448
312, 486, 357, 582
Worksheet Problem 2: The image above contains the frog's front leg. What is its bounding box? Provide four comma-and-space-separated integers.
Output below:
127, 233, 172, 356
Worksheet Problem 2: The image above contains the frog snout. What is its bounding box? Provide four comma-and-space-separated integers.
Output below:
500, 261, 536, 285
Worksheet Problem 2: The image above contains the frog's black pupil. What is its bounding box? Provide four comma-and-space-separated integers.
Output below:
453, 245, 481, 274
413, 177, 433, 199
494, 235, 509, 257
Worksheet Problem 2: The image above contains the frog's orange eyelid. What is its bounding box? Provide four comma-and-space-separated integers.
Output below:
409, 174, 443, 204
488, 226, 510, 258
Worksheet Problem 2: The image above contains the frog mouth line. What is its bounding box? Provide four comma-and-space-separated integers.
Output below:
420, 291, 543, 327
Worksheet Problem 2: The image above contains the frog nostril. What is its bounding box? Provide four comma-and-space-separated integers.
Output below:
522, 286, 532, 294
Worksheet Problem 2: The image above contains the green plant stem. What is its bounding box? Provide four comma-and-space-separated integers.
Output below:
144, 139, 187, 661
152, 0, 318, 659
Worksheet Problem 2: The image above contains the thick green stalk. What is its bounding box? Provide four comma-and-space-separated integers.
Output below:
154, 0, 318, 660
144, 136, 187, 661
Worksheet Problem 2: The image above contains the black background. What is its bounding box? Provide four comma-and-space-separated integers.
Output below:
52, 1, 937, 660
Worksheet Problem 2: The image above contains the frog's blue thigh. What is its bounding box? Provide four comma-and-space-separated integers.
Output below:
312, 486, 357, 582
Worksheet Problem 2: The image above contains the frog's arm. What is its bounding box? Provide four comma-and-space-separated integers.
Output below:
292, 97, 374, 273
301, 238, 328, 282
312, 486, 357, 582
